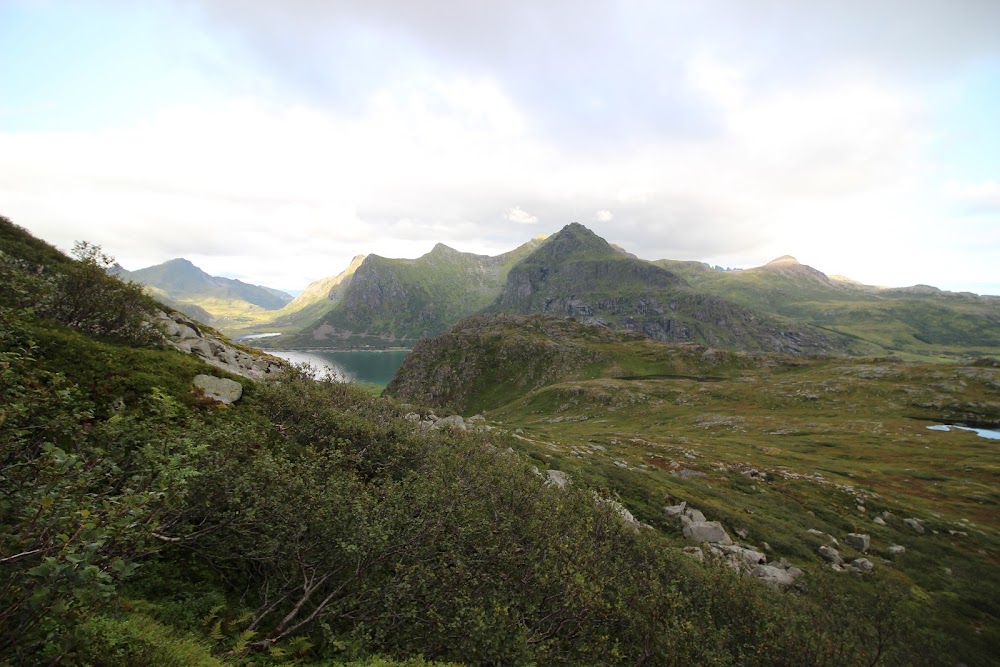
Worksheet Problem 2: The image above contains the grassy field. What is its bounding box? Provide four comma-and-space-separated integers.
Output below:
489, 357, 999, 664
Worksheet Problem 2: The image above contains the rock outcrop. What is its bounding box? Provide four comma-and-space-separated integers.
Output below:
153, 310, 283, 380
667, 500, 802, 587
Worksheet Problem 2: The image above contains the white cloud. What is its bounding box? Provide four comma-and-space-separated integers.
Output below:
2, 0, 998, 294
943, 180, 1000, 212
505, 206, 538, 225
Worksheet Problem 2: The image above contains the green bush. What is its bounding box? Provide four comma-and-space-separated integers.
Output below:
74, 612, 223, 666
42, 242, 160, 346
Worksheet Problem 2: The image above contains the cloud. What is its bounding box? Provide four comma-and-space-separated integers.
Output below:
944, 180, 1000, 213
3, 0, 998, 294
505, 206, 538, 225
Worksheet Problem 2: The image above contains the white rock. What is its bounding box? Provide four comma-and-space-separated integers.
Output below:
683, 521, 732, 545
545, 470, 570, 489
752, 564, 800, 587
818, 545, 843, 565
193, 375, 243, 405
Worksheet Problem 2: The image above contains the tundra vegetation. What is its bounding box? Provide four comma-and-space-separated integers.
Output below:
2, 216, 996, 665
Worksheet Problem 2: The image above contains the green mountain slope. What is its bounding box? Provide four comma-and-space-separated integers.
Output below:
121, 258, 292, 321
273, 238, 544, 348
489, 223, 870, 355
657, 255, 1000, 360
248, 254, 367, 333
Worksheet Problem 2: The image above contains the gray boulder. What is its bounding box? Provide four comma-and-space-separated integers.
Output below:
887, 544, 906, 556
193, 374, 243, 404
845, 533, 870, 552
683, 521, 732, 545
818, 545, 843, 565
807, 528, 838, 546
904, 518, 925, 534
873, 516, 886, 526
545, 470, 570, 489
188, 339, 214, 358
717, 544, 766, 568
752, 564, 801, 587
851, 558, 875, 572
431, 415, 466, 431
664, 502, 687, 519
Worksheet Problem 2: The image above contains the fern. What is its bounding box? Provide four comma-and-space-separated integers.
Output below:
285, 635, 314, 657
231, 628, 257, 655
208, 617, 224, 643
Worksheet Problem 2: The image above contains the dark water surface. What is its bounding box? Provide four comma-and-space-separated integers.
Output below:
268, 349, 409, 387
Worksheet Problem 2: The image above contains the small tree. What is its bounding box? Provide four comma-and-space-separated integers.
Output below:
43, 242, 160, 346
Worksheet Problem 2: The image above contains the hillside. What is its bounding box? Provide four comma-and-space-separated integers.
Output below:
387, 313, 1000, 665
120, 257, 292, 323
488, 223, 872, 355
657, 256, 1000, 361
5, 214, 998, 665
268, 238, 544, 348
253, 254, 367, 332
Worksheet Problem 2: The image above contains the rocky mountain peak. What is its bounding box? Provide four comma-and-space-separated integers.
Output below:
529, 222, 616, 264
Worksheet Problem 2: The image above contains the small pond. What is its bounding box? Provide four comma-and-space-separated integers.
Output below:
926, 424, 1000, 440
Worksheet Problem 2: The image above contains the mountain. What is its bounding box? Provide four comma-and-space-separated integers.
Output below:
487, 223, 869, 355
269, 238, 545, 348
120, 258, 293, 321
656, 255, 1000, 359
256, 254, 367, 331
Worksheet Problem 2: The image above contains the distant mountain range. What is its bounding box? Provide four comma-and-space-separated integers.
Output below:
114, 258, 292, 323
127, 223, 999, 361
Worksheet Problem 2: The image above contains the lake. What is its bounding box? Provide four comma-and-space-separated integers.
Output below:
267, 349, 410, 387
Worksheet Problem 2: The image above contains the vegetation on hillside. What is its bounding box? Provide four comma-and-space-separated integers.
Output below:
388, 313, 1000, 665
657, 257, 1000, 361
1, 217, 959, 665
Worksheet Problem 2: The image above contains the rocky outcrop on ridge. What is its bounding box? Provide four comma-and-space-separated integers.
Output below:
153, 310, 283, 380
666, 501, 804, 588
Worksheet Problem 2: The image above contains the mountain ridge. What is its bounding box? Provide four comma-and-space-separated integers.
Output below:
119, 257, 293, 320
485, 223, 868, 355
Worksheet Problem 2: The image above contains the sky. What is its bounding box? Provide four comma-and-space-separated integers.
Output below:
1, 0, 998, 295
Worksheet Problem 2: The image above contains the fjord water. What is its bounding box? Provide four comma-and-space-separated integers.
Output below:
269, 349, 409, 386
